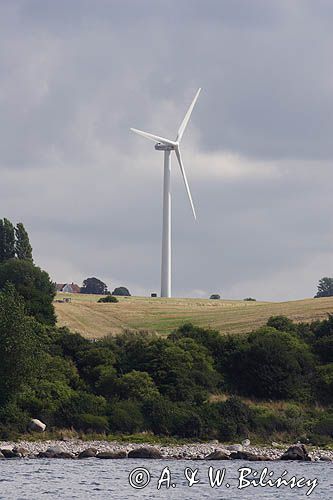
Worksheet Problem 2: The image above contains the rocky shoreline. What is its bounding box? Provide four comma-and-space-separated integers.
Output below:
0, 440, 332, 462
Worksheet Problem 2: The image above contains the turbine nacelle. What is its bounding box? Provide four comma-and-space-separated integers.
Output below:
155, 142, 175, 151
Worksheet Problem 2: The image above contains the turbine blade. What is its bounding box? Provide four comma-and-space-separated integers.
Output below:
176, 88, 201, 143
174, 147, 196, 220
130, 128, 176, 146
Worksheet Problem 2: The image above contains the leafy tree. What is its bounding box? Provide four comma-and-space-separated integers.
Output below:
109, 400, 145, 434
15, 223, 33, 261
315, 277, 333, 298
234, 328, 315, 401
0, 259, 56, 325
81, 277, 109, 295
311, 314, 333, 339
0, 218, 15, 262
77, 347, 116, 386
0, 284, 43, 405
217, 397, 253, 441
112, 286, 131, 296
267, 315, 295, 332
116, 371, 160, 401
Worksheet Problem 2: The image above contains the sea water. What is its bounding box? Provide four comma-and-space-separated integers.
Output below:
0, 459, 331, 499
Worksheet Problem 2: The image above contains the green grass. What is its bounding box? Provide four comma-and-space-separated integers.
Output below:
54, 292, 333, 339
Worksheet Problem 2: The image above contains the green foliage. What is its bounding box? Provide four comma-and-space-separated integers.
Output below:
0, 259, 56, 325
267, 315, 295, 332
77, 347, 116, 386
98, 295, 118, 303
315, 364, 333, 404
112, 286, 131, 296
109, 400, 145, 434
56, 391, 108, 427
216, 397, 252, 441
0, 401, 30, 436
15, 223, 33, 261
0, 284, 43, 405
230, 328, 315, 401
313, 336, 333, 363
315, 277, 333, 298
81, 277, 108, 295
115, 371, 160, 401
244, 297, 256, 301
0, 218, 15, 262
73, 414, 109, 433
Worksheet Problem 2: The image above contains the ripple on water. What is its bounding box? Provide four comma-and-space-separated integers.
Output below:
0, 459, 331, 499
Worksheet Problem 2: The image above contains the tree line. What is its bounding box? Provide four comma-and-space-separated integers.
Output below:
0, 218, 332, 444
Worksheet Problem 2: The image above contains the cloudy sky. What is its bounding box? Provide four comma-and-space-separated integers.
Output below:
1, 0, 333, 301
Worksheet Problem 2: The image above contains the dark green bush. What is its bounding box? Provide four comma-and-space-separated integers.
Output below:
98, 295, 118, 303
73, 413, 109, 433
109, 400, 145, 434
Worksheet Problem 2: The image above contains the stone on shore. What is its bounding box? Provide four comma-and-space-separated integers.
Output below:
1, 448, 22, 458
78, 448, 98, 459
205, 450, 230, 460
37, 445, 74, 459
13, 447, 29, 457
28, 419, 46, 433
0, 451, 4, 459
280, 444, 311, 461
96, 451, 127, 459
128, 446, 162, 459
230, 450, 272, 461
226, 444, 243, 452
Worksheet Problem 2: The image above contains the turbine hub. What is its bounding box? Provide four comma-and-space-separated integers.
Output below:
155, 142, 175, 151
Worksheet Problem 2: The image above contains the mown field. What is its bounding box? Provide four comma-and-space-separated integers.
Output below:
54, 293, 333, 339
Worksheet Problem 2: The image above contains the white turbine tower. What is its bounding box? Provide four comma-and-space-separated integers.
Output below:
131, 88, 201, 298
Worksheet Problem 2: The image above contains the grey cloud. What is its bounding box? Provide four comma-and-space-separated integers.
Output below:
0, 1, 332, 301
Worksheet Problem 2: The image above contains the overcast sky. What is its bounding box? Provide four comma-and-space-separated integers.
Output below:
1, 0, 333, 301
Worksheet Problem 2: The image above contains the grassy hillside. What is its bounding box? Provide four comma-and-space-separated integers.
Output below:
54, 293, 333, 339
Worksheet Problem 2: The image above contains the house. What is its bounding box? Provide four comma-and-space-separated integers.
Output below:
56, 282, 81, 293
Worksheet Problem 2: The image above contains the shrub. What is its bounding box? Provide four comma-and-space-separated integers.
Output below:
56, 391, 108, 427
116, 371, 160, 401
98, 295, 118, 303
216, 397, 252, 441
210, 294, 220, 300
267, 315, 295, 332
109, 400, 145, 434
73, 414, 109, 433
233, 328, 315, 401
244, 297, 256, 301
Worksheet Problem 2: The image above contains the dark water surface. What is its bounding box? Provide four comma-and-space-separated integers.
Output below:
0, 459, 332, 499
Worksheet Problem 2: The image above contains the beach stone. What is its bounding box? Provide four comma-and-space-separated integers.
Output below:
1, 449, 21, 458
242, 439, 251, 447
28, 418, 46, 433
13, 447, 29, 457
205, 450, 230, 460
78, 448, 98, 459
230, 451, 272, 461
319, 456, 332, 462
128, 447, 162, 459
280, 444, 311, 461
96, 451, 127, 459
0, 451, 4, 459
226, 444, 243, 452
37, 445, 74, 459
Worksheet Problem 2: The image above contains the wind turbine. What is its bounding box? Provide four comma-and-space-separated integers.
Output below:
131, 88, 201, 298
